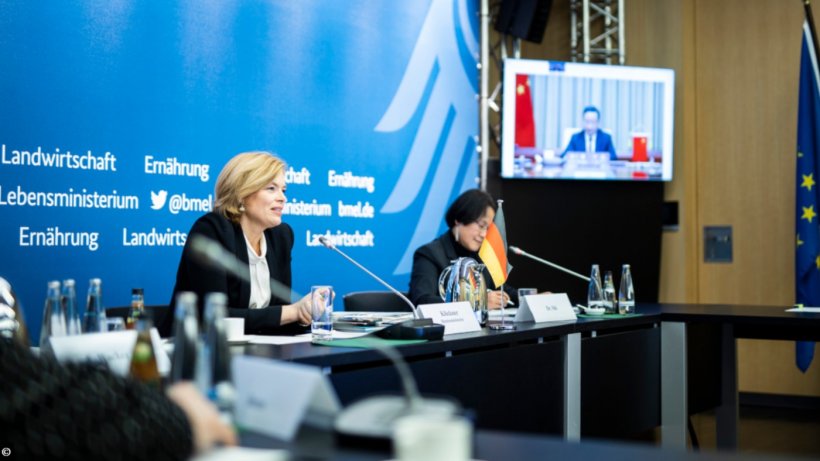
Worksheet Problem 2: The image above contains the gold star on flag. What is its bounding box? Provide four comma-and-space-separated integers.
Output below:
517, 84, 525, 95
797, 234, 804, 247
816, 254, 820, 269
802, 205, 817, 223
802, 173, 816, 191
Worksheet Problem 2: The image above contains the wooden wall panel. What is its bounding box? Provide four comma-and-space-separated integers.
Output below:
693, 0, 819, 396
488, 0, 819, 395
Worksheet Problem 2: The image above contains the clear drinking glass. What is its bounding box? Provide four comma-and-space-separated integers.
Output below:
310, 285, 334, 342
517, 288, 537, 300
104, 317, 125, 332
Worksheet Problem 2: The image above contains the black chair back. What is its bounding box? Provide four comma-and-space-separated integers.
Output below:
342, 291, 413, 312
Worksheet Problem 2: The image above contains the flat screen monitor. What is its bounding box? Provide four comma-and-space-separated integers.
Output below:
500, 59, 675, 181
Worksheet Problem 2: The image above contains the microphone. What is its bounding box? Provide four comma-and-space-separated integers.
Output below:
318, 236, 419, 318
333, 339, 460, 445
194, 235, 459, 443
508, 245, 591, 282
317, 235, 444, 341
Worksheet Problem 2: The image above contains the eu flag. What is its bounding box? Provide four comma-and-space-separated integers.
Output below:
795, 21, 820, 373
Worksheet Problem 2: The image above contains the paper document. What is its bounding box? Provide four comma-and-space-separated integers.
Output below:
785, 307, 820, 313
489, 308, 518, 318
192, 447, 288, 461
296, 330, 371, 340
247, 335, 313, 345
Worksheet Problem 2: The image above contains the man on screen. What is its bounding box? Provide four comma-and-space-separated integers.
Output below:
563, 105, 618, 160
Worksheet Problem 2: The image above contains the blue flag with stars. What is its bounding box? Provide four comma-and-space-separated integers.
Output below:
795, 21, 820, 373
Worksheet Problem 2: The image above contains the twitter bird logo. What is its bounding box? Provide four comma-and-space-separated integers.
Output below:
150, 190, 168, 210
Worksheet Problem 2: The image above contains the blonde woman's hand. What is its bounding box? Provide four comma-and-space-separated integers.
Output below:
283, 294, 313, 326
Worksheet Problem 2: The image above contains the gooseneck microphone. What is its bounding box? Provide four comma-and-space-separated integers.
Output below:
509, 245, 591, 282
192, 235, 458, 442
317, 236, 420, 319
317, 235, 444, 341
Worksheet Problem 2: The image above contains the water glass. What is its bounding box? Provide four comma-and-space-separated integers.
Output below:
104, 317, 125, 332
310, 285, 334, 342
394, 414, 472, 461
517, 288, 537, 304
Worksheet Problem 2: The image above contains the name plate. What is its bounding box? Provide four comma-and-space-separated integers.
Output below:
233, 355, 341, 441
49, 328, 171, 376
515, 293, 577, 323
418, 301, 481, 335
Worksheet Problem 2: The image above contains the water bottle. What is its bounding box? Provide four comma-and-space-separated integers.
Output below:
202, 292, 235, 419
618, 264, 635, 314
603, 271, 617, 314
171, 292, 199, 382
587, 264, 605, 311
204, 292, 231, 387
83, 278, 104, 333
62, 279, 82, 335
129, 313, 161, 388
127, 288, 145, 330
40, 280, 64, 347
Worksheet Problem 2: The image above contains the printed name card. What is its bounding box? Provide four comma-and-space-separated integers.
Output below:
515, 293, 577, 323
418, 301, 481, 335
233, 355, 341, 441
49, 328, 171, 376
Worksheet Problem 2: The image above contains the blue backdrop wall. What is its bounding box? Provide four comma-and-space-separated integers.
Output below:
0, 0, 479, 341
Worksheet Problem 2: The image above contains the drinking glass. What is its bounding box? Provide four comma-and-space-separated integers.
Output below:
104, 317, 125, 332
517, 288, 537, 302
310, 285, 334, 342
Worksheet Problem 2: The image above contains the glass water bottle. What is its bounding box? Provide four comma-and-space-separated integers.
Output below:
603, 271, 617, 314
618, 264, 635, 314
587, 264, 605, 311
83, 278, 104, 333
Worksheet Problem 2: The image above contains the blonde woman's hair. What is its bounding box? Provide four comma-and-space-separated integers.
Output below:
214, 151, 286, 223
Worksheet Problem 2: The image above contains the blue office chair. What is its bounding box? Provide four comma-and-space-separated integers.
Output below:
342, 291, 413, 312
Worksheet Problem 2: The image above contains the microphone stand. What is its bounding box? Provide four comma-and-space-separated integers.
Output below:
318, 236, 444, 341
489, 284, 516, 330
318, 237, 418, 318
193, 235, 458, 441
509, 245, 591, 282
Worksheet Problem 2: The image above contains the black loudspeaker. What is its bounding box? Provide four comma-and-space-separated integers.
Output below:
494, 0, 553, 44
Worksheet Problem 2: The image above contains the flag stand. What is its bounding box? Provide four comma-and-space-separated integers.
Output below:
486, 200, 516, 330
489, 283, 516, 330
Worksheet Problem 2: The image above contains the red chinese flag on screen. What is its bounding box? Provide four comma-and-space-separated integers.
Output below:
479, 205, 513, 287
515, 74, 536, 147
632, 134, 648, 162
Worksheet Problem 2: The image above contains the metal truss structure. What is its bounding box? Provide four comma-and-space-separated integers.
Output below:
570, 0, 625, 64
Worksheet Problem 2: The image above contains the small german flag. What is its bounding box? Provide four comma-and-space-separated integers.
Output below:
479, 201, 513, 287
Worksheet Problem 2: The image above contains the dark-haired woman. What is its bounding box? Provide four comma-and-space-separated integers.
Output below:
408, 189, 517, 307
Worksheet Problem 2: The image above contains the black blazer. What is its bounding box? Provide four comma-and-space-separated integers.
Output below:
408, 232, 517, 307
159, 212, 303, 337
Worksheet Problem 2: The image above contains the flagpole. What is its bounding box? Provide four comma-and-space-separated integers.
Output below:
805, 0, 820, 60
797, 0, 819, 372
795, 0, 820, 373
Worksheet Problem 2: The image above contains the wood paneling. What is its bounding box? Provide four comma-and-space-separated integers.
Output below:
489, 0, 820, 395
692, 0, 819, 396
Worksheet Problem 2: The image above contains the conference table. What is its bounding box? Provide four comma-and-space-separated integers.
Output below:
241, 427, 808, 461
239, 303, 820, 453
